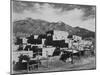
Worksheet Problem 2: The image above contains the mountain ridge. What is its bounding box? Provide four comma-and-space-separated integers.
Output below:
13, 18, 95, 39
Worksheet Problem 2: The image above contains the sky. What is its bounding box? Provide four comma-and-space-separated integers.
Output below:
12, 0, 96, 32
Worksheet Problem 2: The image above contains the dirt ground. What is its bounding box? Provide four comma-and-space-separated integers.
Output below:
12, 55, 96, 74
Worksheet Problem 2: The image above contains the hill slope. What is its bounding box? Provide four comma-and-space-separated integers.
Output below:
13, 18, 95, 39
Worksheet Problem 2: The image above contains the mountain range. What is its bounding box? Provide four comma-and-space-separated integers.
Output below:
13, 18, 95, 39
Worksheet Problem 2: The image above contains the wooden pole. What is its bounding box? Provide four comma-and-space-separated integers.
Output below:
46, 51, 49, 68
78, 41, 81, 59
71, 40, 74, 64
37, 49, 39, 70
27, 54, 29, 73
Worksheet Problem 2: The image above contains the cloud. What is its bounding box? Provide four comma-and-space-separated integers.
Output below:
12, 1, 96, 32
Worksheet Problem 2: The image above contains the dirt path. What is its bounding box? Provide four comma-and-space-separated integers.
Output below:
13, 56, 96, 74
